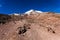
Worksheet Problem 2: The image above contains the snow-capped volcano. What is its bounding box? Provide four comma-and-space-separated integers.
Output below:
25, 9, 43, 15
9, 9, 48, 15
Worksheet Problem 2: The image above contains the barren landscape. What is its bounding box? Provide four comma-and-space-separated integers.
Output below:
0, 11, 60, 40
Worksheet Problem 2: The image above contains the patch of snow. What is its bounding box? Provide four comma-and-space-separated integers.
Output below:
13, 13, 20, 15
25, 9, 44, 15
9, 13, 20, 16
25, 9, 34, 15
35, 10, 43, 13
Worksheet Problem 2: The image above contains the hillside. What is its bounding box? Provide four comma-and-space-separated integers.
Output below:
0, 11, 60, 40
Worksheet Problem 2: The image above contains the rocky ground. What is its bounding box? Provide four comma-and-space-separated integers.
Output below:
0, 12, 60, 40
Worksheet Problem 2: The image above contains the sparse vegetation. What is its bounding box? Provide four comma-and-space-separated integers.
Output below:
0, 14, 11, 24
17, 24, 30, 35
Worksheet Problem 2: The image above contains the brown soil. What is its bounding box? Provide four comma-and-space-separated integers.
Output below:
0, 12, 60, 40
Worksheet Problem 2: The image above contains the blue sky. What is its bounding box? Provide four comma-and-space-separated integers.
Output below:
0, 0, 60, 14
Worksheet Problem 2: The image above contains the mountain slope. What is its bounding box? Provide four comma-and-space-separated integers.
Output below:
0, 11, 60, 40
